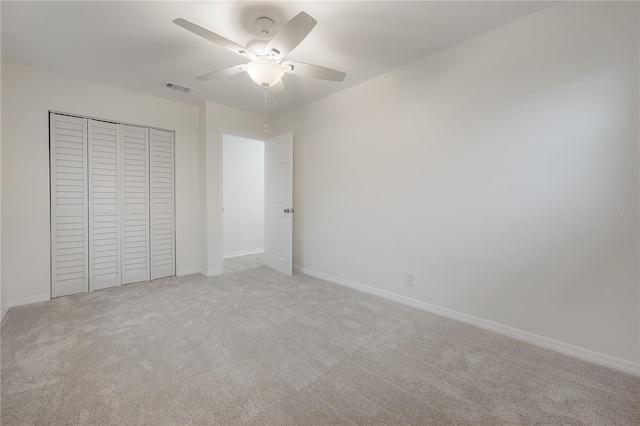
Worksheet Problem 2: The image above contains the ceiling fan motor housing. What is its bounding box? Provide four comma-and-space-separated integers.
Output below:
245, 38, 270, 56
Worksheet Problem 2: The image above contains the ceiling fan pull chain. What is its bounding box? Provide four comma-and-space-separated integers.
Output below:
264, 87, 268, 134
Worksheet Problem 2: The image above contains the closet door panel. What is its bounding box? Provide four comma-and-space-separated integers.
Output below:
50, 113, 88, 298
150, 129, 175, 280
121, 125, 150, 284
88, 120, 121, 291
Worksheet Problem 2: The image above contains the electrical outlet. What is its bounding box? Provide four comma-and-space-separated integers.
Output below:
406, 272, 415, 286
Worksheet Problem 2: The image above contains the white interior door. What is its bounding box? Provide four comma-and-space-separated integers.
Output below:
88, 119, 121, 291
150, 128, 176, 279
50, 113, 89, 297
121, 125, 150, 284
265, 131, 293, 275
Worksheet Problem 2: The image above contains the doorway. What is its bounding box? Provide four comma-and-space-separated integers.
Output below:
222, 133, 265, 274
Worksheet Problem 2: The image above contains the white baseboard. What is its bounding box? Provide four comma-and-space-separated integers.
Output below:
9, 293, 50, 308
176, 268, 203, 277
204, 269, 221, 277
223, 248, 264, 259
2, 293, 52, 320
293, 265, 640, 377
178, 268, 222, 278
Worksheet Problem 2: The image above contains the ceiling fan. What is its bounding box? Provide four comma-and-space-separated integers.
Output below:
173, 12, 346, 92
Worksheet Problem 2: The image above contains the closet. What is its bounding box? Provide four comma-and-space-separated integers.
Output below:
50, 112, 175, 298
150, 129, 176, 280
122, 125, 150, 285
88, 120, 121, 291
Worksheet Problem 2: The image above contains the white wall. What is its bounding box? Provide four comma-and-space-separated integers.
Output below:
0, 4, 4, 321
223, 134, 264, 257
274, 1, 640, 368
198, 103, 208, 275
1, 61, 201, 304
202, 102, 265, 275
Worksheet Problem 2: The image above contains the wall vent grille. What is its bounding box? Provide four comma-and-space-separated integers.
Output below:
163, 81, 193, 93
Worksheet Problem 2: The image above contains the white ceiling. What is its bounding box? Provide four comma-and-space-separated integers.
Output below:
2, 1, 552, 115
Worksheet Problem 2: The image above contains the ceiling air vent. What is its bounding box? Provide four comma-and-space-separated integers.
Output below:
163, 81, 193, 94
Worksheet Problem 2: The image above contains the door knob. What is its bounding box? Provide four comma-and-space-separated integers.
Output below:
284, 208, 290, 213
284, 208, 295, 214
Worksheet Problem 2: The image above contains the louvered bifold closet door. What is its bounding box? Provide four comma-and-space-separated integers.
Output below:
50, 113, 89, 298
150, 129, 175, 279
88, 120, 121, 291
121, 125, 150, 284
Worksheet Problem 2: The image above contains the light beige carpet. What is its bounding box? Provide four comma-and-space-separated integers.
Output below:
1, 266, 638, 425
223, 253, 264, 274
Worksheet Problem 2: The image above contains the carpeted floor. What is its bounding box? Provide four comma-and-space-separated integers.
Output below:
1, 267, 638, 425
223, 253, 264, 274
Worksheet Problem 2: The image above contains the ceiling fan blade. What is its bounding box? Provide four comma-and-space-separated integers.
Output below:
282, 61, 346, 82
195, 65, 246, 81
269, 79, 285, 95
266, 12, 317, 58
173, 18, 253, 59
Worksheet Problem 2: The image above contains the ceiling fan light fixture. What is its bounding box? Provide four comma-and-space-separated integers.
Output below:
175, 12, 346, 86
245, 60, 285, 87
